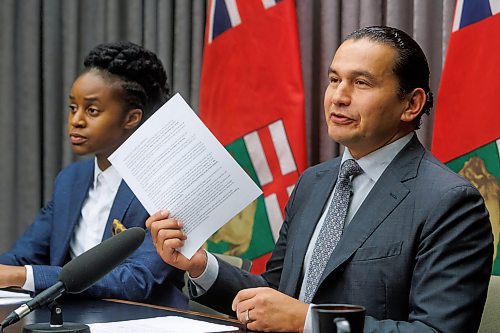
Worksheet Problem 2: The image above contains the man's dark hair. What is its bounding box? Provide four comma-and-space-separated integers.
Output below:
345, 26, 433, 128
83, 41, 169, 122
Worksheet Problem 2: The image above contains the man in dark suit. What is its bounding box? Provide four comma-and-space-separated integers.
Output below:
147, 26, 493, 332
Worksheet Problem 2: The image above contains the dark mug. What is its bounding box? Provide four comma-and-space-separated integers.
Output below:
311, 304, 366, 333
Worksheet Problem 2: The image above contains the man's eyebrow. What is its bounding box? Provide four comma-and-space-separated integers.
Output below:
328, 67, 377, 80
350, 70, 378, 82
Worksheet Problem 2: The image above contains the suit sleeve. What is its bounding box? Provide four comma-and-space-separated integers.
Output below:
0, 199, 54, 266
193, 172, 306, 315
364, 185, 493, 333
32, 229, 186, 307
192, 217, 294, 314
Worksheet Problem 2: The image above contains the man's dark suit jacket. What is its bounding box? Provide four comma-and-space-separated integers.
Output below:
0, 159, 188, 309
195, 136, 493, 332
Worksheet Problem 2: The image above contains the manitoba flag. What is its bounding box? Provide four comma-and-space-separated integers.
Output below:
199, 0, 307, 273
432, 0, 500, 274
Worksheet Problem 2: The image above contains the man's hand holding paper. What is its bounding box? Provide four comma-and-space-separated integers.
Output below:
146, 210, 208, 278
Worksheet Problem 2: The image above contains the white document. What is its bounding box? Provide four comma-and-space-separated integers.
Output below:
88, 316, 239, 333
109, 93, 262, 259
0, 290, 31, 305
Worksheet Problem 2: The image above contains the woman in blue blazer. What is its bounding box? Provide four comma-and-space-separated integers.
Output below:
0, 42, 187, 309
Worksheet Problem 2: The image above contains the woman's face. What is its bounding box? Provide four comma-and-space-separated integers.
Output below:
67, 70, 141, 169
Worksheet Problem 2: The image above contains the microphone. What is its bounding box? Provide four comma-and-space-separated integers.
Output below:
0, 227, 145, 329
60, 226, 145, 293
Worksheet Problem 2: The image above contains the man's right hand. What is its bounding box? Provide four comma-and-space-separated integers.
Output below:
146, 210, 207, 277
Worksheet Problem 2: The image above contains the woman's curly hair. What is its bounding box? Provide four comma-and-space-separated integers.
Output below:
83, 41, 169, 122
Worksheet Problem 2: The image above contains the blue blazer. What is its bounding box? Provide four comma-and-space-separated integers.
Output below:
194, 136, 493, 332
0, 159, 187, 309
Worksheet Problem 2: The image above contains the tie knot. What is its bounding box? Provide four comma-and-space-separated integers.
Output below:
339, 159, 363, 179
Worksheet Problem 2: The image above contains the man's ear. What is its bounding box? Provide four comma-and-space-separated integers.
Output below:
124, 109, 143, 130
401, 88, 426, 123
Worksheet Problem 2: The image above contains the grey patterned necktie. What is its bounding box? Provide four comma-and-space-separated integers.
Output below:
303, 159, 363, 303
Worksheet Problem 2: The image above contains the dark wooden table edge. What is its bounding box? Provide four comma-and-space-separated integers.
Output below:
103, 298, 245, 328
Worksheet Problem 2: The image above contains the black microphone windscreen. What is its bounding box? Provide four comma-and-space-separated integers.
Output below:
59, 227, 146, 293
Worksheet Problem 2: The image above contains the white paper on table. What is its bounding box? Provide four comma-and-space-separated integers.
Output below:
0, 290, 31, 305
88, 315, 239, 333
109, 93, 262, 259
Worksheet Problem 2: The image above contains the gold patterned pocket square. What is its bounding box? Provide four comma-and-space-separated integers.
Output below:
112, 219, 127, 236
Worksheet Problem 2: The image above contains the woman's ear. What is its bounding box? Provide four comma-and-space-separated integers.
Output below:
400, 88, 426, 123
124, 109, 143, 130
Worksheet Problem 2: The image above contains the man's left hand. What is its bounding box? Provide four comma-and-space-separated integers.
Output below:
232, 287, 308, 332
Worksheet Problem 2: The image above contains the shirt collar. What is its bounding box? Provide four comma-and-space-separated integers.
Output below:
341, 132, 414, 183
93, 158, 122, 190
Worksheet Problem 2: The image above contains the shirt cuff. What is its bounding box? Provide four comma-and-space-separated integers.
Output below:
188, 251, 219, 295
22, 265, 35, 292
303, 304, 313, 333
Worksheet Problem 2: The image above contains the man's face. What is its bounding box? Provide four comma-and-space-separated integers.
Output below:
324, 38, 412, 159
67, 71, 137, 162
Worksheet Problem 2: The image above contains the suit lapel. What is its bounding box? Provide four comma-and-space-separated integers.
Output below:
57, 160, 94, 264
102, 181, 135, 240
317, 171, 409, 287
284, 159, 341, 296
316, 136, 425, 291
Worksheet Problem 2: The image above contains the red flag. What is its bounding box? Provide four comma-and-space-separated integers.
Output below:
200, 0, 307, 273
432, 0, 500, 274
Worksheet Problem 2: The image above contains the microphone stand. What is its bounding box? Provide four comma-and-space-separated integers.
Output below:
22, 301, 89, 333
